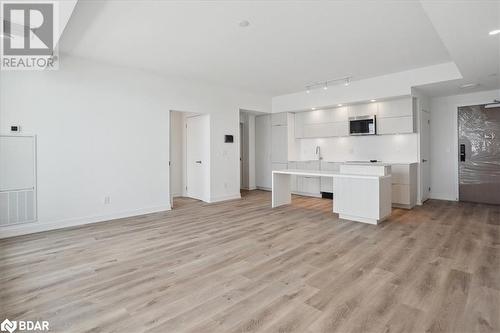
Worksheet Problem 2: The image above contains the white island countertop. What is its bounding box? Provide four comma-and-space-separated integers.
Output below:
272, 167, 392, 225
272, 169, 390, 179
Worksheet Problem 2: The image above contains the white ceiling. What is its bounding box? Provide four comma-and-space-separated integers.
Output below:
59, 0, 453, 96
417, 0, 500, 97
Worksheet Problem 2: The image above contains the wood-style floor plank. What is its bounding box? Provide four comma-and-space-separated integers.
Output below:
1, 190, 499, 333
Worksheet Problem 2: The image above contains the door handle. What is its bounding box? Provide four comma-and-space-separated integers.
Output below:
195, 161, 202, 164
460, 144, 466, 162
422, 159, 428, 162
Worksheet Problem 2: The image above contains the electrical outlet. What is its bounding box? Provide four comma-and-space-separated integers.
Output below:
104, 196, 111, 204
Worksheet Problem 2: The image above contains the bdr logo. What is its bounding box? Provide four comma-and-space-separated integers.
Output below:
0, 319, 16, 333
0, 1, 59, 70
1, 319, 50, 332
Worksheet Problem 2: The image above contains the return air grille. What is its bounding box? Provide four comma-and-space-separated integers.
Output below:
0, 189, 36, 226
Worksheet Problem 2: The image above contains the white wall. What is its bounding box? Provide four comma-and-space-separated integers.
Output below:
296, 134, 418, 163
272, 62, 461, 112
0, 55, 271, 237
429, 89, 500, 201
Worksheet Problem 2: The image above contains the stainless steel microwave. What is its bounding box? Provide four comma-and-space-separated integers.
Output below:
349, 115, 376, 135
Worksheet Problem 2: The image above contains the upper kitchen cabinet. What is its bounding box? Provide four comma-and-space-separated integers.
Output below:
377, 97, 416, 135
295, 107, 348, 139
348, 103, 378, 117
377, 97, 412, 118
271, 112, 287, 126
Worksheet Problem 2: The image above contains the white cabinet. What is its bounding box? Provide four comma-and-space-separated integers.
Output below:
300, 176, 320, 196
320, 161, 340, 193
391, 163, 418, 208
256, 115, 272, 189
294, 98, 415, 139
378, 116, 414, 135
378, 98, 412, 118
376, 97, 415, 135
302, 122, 348, 138
295, 107, 348, 139
271, 123, 288, 163
348, 103, 378, 117
290, 160, 320, 197
271, 112, 287, 126
257, 112, 292, 189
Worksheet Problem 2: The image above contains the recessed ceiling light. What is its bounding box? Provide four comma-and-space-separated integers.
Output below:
312, 107, 316, 110
460, 83, 479, 89
337, 104, 343, 107
370, 99, 376, 102
239, 20, 250, 27
489, 29, 500, 35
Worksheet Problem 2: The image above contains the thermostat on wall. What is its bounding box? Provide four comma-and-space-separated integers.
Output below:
10, 125, 20, 133
224, 135, 234, 143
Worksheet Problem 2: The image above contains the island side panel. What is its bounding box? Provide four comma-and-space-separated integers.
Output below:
272, 172, 292, 208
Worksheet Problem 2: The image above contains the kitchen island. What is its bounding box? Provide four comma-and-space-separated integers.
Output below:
272, 165, 392, 225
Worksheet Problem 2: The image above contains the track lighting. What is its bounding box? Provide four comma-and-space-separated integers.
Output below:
305, 76, 352, 94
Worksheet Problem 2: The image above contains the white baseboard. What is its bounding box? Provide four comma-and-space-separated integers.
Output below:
209, 193, 241, 203
428, 193, 458, 201
0, 204, 172, 239
256, 186, 271, 191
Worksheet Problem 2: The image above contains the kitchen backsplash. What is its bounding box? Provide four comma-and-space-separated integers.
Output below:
297, 133, 418, 162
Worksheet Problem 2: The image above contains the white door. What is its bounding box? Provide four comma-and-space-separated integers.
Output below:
420, 110, 431, 202
186, 115, 210, 202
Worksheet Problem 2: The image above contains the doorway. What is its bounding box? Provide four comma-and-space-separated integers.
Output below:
169, 111, 210, 207
239, 110, 262, 191
240, 122, 246, 189
458, 104, 500, 204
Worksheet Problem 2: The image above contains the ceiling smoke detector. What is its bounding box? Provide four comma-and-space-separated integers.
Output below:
239, 20, 250, 28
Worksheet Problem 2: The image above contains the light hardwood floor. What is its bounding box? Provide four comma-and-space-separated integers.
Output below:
1, 190, 499, 333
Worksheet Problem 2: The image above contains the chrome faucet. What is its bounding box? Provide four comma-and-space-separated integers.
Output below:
315, 146, 322, 160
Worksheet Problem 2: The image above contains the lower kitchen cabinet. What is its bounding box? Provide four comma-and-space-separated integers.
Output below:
320, 161, 341, 193
288, 160, 321, 197
391, 163, 418, 208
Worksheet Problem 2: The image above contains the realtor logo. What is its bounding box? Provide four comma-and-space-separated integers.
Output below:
0, 319, 17, 333
0, 319, 49, 332
1, 1, 59, 70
